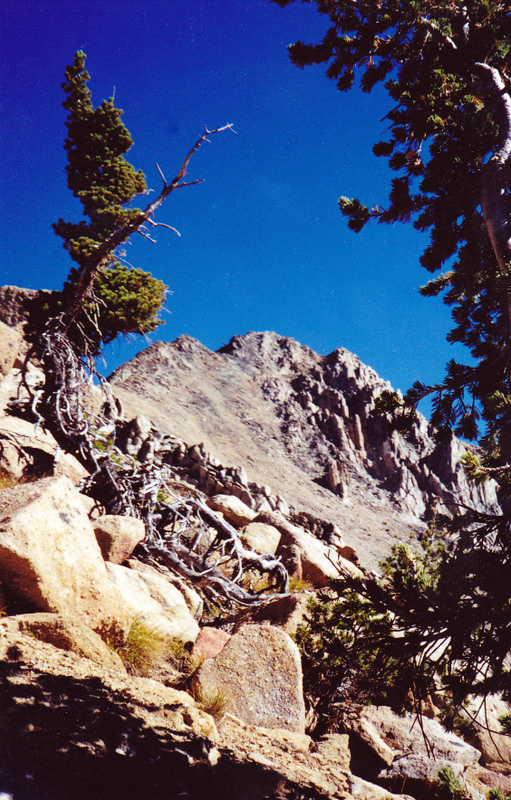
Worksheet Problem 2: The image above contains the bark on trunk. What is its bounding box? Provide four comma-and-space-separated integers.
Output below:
476, 63, 511, 335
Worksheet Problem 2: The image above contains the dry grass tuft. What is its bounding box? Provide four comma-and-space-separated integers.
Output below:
112, 617, 177, 676
288, 575, 314, 593
191, 683, 230, 720
0, 470, 21, 491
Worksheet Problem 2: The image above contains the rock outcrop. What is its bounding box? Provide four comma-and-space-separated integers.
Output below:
192, 624, 306, 733
109, 331, 499, 571
345, 706, 482, 792
0, 285, 41, 328
0, 293, 509, 799
0, 476, 134, 641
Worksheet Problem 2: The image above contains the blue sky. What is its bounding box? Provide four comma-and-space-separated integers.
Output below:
0, 0, 466, 401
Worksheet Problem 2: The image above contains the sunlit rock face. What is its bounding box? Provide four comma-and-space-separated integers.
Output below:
109, 331, 499, 572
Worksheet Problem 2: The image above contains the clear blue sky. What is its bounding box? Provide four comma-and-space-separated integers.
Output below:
0, 0, 466, 400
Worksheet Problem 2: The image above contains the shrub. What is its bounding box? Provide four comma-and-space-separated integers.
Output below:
294, 529, 446, 734
436, 767, 470, 800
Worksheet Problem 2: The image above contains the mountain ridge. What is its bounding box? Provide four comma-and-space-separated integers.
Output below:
109, 330, 498, 572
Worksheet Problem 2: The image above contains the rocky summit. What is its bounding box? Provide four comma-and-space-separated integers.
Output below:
109, 331, 498, 570
0, 289, 509, 800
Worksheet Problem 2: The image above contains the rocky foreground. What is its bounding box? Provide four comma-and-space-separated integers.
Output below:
0, 288, 510, 799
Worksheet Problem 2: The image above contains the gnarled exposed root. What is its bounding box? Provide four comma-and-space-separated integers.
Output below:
20, 319, 289, 610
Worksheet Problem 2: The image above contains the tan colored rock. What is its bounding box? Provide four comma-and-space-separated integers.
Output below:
349, 705, 481, 767
379, 755, 468, 794
93, 514, 146, 564
346, 705, 482, 796
127, 558, 203, 619
314, 733, 351, 771
465, 765, 511, 798
206, 494, 257, 527
0, 320, 22, 377
0, 612, 125, 671
348, 774, 415, 800
0, 436, 26, 482
462, 694, 511, 769
350, 712, 397, 766
0, 620, 221, 778
192, 624, 306, 733
106, 562, 200, 644
0, 476, 133, 641
233, 592, 313, 637
240, 521, 281, 554
191, 626, 231, 662
218, 712, 359, 798
0, 413, 88, 485
261, 511, 363, 587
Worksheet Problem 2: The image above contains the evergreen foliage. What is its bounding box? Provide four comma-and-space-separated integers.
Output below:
298, 524, 511, 731
275, 0, 511, 719
273, 0, 511, 443
53, 50, 147, 265
34, 51, 167, 353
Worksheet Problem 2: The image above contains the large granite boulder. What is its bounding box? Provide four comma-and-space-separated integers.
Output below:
0, 476, 133, 641
106, 562, 200, 644
93, 515, 146, 564
191, 623, 306, 733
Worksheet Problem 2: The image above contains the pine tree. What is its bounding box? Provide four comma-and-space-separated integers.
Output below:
274, 0, 511, 715
274, 0, 511, 442
34, 51, 167, 354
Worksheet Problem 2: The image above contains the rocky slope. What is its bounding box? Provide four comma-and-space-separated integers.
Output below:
109, 331, 498, 572
1, 289, 509, 800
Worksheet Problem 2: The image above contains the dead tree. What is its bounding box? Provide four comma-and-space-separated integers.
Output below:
19, 126, 289, 610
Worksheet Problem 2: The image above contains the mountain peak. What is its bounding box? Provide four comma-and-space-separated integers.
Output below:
109, 331, 498, 571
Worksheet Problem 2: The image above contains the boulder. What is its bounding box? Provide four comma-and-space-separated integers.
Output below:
462, 694, 511, 769
206, 494, 257, 527
347, 774, 415, 800
232, 592, 313, 637
240, 521, 281, 554
0, 612, 125, 671
282, 525, 363, 586
314, 733, 351, 771
93, 514, 146, 564
259, 511, 363, 587
191, 626, 231, 662
0, 476, 133, 641
0, 320, 22, 377
127, 558, 203, 619
379, 755, 470, 797
346, 705, 482, 796
192, 624, 306, 733
106, 562, 200, 644
465, 765, 511, 798
0, 413, 88, 485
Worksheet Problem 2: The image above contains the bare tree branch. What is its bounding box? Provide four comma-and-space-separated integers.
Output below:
61, 124, 235, 335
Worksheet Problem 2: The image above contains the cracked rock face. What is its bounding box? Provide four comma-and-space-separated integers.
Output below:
109, 331, 498, 572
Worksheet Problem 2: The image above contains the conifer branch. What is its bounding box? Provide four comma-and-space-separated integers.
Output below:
61, 124, 234, 335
